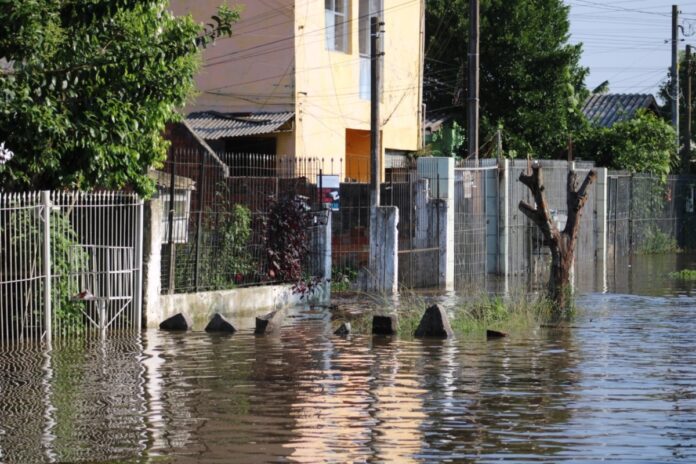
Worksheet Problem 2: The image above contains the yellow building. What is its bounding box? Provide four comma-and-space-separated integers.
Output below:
170, 0, 425, 182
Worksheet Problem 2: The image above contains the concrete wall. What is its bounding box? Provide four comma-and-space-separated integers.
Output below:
157, 285, 309, 330
141, 197, 331, 328
169, 0, 296, 114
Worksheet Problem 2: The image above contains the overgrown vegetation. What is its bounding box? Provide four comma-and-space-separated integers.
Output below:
0, 1, 239, 195
0, 207, 87, 336
342, 290, 554, 337
331, 267, 358, 292
575, 111, 677, 179
175, 203, 253, 291
638, 225, 680, 255
264, 195, 319, 295
668, 269, 696, 280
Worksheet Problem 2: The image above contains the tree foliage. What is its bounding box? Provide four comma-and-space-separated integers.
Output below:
0, 1, 238, 195
425, 0, 588, 158
575, 110, 676, 179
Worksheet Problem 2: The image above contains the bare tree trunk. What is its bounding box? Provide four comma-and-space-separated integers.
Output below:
518, 163, 596, 311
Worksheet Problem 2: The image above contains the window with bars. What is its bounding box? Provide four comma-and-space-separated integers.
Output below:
325, 0, 349, 52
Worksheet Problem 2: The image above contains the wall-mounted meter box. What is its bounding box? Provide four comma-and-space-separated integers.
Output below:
417, 157, 454, 199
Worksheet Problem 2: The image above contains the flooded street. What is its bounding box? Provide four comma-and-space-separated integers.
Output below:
2, 255, 696, 463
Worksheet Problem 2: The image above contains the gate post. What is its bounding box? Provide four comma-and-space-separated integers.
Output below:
498, 159, 509, 276
42, 191, 52, 345
368, 206, 399, 293
440, 159, 455, 289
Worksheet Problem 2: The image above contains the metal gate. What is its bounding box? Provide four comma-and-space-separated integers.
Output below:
453, 160, 498, 288
0, 191, 143, 346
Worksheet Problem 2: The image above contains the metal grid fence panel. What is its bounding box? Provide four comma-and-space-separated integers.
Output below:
607, 172, 687, 257
382, 171, 440, 289
0, 191, 143, 346
454, 164, 492, 288
160, 149, 335, 293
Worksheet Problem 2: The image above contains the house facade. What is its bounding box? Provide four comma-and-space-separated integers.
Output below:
169, 0, 425, 182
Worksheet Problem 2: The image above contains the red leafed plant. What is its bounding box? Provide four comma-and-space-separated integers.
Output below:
264, 195, 312, 284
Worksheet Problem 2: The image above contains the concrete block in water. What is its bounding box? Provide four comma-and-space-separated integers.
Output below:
334, 322, 351, 336
205, 313, 236, 334
414, 304, 453, 339
255, 309, 284, 335
372, 314, 398, 335
486, 329, 507, 339
159, 312, 192, 331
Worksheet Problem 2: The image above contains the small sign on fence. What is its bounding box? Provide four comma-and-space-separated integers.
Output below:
318, 175, 340, 211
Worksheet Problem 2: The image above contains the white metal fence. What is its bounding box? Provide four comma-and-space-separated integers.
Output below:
0, 191, 143, 346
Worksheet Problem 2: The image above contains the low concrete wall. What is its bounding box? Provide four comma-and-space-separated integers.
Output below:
152, 283, 329, 329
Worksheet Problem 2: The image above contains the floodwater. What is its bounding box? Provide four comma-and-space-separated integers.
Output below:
2, 255, 696, 463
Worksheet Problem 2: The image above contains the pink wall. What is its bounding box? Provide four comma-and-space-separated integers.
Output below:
170, 0, 296, 114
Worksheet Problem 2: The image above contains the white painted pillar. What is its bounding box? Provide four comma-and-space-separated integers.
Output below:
369, 206, 399, 294
142, 197, 164, 328
595, 167, 609, 292
498, 159, 510, 276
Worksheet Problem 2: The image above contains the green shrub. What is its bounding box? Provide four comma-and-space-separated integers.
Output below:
638, 225, 679, 255
668, 269, 696, 280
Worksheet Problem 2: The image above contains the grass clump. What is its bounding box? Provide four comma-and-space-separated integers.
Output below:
338, 289, 554, 337
668, 269, 696, 280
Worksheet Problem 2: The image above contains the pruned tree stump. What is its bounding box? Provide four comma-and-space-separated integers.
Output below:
518, 162, 596, 310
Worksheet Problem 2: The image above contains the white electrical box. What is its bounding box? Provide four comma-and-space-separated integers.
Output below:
417, 157, 453, 199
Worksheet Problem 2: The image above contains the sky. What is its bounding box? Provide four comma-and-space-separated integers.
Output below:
566, 0, 696, 102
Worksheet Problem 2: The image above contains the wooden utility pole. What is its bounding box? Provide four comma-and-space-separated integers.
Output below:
370, 16, 382, 209
673, 5, 680, 150
468, 0, 479, 161
685, 44, 692, 173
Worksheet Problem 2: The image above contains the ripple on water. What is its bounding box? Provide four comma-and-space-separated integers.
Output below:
0, 295, 696, 462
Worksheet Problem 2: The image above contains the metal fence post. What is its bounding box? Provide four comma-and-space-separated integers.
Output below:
135, 197, 144, 332
194, 151, 205, 292
42, 191, 52, 345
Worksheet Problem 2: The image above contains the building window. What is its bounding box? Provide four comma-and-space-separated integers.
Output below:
359, 0, 383, 99
326, 0, 348, 52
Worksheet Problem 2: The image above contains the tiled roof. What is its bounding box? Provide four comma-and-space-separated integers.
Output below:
582, 94, 659, 128
186, 111, 294, 140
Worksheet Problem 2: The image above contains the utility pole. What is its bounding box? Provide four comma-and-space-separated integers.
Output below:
673, 4, 680, 151
370, 16, 382, 209
685, 44, 692, 173
468, 0, 480, 162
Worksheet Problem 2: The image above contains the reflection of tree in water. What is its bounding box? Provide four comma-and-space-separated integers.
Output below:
416, 330, 581, 461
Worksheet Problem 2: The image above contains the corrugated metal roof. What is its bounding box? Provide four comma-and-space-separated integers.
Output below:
186, 111, 294, 140
582, 94, 659, 128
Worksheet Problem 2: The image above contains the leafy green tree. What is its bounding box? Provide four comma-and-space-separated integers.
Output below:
576, 110, 676, 179
0, 1, 238, 195
425, 0, 587, 158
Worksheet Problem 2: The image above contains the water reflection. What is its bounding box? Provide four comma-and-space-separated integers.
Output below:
0, 255, 696, 462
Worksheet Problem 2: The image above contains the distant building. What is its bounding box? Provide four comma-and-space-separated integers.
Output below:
169, 0, 425, 182
581, 93, 660, 128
